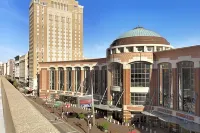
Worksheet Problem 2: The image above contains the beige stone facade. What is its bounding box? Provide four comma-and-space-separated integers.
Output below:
29, 0, 83, 90
38, 27, 200, 132
19, 53, 29, 85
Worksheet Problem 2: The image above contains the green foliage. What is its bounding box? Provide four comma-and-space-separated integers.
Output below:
101, 122, 109, 130
13, 80, 19, 88
78, 113, 85, 119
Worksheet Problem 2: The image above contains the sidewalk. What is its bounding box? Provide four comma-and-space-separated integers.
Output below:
28, 96, 168, 133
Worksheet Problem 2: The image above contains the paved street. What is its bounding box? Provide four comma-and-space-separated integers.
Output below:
26, 97, 81, 133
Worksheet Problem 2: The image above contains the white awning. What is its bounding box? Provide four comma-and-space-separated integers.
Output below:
152, 111, 200, 132
94, 104, 122, 111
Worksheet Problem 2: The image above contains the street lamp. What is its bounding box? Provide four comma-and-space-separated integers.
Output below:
87, 114, 93, 133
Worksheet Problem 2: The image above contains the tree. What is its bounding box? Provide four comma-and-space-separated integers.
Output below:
13, 80, 19, 88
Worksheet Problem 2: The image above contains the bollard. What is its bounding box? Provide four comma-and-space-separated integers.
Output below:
113, 120, 115, 124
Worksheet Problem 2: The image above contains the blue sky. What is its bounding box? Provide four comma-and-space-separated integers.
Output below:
0, 0, 200, 62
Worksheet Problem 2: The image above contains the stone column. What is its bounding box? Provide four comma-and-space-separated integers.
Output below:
107, 65, 112, 105
172, 68, 178, 110
194, 68, 200, 116
122, 64, 131, 122
64, 68, 67, 91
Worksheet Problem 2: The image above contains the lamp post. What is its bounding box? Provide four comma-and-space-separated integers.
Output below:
90, 70, 95, 126
87, 114, 93, 133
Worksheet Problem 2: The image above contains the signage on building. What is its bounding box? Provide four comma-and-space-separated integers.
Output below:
127, 106, 144, 111
80, 104, 92, 108
157, 108, 172, 115
176, 112, 194, 121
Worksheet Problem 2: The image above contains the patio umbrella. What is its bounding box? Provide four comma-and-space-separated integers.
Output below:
53, 101, 64, 108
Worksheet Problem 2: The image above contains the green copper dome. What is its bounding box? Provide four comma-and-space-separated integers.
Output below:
118, 26, 162, 39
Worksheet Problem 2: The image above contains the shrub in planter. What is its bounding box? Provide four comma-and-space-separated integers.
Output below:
100, 122, 109, 132
78, 113, 85, 120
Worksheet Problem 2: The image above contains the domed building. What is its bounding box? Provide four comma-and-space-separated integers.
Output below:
38, 27, 200, 132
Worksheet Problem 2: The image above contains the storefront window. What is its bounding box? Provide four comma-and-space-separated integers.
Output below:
66, 67, 72, 91
177, 61, 194, 114
111, 63, 123, 86
93, 66, 99, 94
112, 92, 122, 107
75, 67, 81, 92
131, 62, 151, 87
84, 67, 90, 93
49, 67, 55, 90
58, 67, 64, 91
131, 93, 147, 105
158, 63, 172, 108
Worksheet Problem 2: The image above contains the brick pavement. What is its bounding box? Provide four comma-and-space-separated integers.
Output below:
27, 96, 168, 133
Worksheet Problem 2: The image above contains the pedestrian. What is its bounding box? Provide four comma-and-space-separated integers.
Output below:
89, 121, 92, 130
61, 111, 64, 119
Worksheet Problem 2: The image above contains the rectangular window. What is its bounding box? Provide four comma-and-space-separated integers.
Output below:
131, 93, 147, 105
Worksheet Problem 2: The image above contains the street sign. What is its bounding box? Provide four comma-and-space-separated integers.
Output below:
80, 104, 91, 108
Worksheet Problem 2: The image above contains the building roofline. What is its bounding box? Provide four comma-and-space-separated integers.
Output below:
39, 58, 106, 64
154, 44, 200, 53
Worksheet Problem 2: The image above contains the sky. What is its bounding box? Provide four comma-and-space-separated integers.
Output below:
0, 0, 200, 62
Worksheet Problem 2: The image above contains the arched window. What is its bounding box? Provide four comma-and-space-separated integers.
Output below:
177, 61, 194, 114
83, 67, 90, 93
131, 62, 151, 87
102, 66, 107, 93
111, 63, 123, 86
93, 66, 99, 94
49, 67, 55, 90
158, 63, 172, 108
75, 67, 81, 92
66, 67, 72, 91
58, 67, 64, 91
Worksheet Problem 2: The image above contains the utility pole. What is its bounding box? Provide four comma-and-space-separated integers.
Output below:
90, 70, 95, 126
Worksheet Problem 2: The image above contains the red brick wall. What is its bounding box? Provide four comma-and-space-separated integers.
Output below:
40, 68, 47, 90
107, 69, 112, 102
123, 69, 131, 105
154, 45, 200, 60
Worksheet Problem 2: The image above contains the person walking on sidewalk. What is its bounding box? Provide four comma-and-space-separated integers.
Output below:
61, 111, 64, 119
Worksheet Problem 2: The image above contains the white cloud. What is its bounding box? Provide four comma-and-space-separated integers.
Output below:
0, 45, 24, 62
84, 43, 109, 59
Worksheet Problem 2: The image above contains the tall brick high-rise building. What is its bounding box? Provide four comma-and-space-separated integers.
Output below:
29, 0, 83, 89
